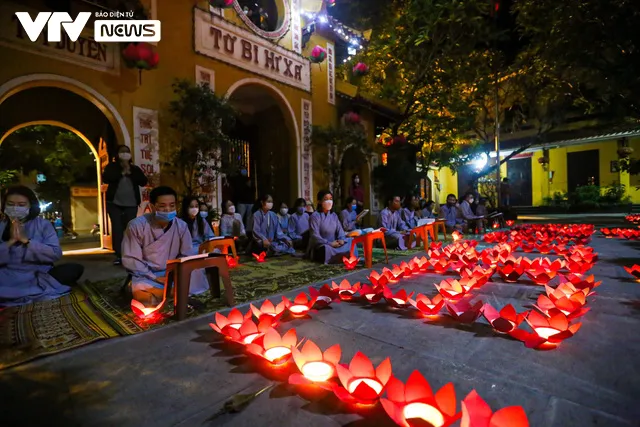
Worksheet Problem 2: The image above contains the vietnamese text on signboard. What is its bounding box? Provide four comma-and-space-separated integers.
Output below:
194, 9, 310, 92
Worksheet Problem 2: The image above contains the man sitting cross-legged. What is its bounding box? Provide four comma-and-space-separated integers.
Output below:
122, 186, 207, 306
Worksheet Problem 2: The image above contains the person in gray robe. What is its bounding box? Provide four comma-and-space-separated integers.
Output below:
220, 200, 248, 249
377, 195, 413, 251
308, 190, 355, 264
0, 186, 84, 306
400, 194, 420, 229
288, 198, 310, 249
249, 194, 294, 256
339, 196, 360, 232
122, 186, 208, 306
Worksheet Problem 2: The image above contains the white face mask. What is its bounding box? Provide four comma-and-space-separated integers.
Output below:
5, 206, 30, 220
265, 202, 273, 210
354, 178, 360, 184
227, 205, 236, 214
280, 208, 288, 216
188, 207, 199, 217
118, 152, 132, 161
322, 200, 333, 210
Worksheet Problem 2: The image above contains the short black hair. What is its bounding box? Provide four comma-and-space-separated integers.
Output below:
387, 195, 400, 205
344, 196, 356, 206
446, 193, 457, 199
150, 186, 177, 204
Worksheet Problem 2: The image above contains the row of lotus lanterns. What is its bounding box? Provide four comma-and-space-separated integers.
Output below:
599, 227, 640, 240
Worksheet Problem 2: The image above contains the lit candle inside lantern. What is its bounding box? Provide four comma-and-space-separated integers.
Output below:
347, 378, 383, 395
289, 305, 309, 315
392, 298, 407, 306
229, 323, 242, 329
339, 290, 355, 301
243, 333, 260, 344
316, 296, 332, 305
301, 361, 334, 382
403, 402, 445, 427
534, 327, 559, 340
264, 346, 292, 364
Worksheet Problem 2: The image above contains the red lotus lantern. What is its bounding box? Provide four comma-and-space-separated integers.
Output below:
534, 294, 589, 321
381, 371, 460, 427
520, 241, 535, 253
121, 42, 159, 84
309, 45, 326, 63
246, 327, 299, 366
399, 261, 413, 276
252, 251, 267, 263
333, 352, 392, 405
429, 258, 450, 274
384, 286, 415, 308
250, 299, 287, 325
309, 284, 339, 308
331, 279, 362, 301
283, 293, 317, 317
446, 300, 484, 323
289, 341, 341, 385
624, 265, 640, 281
383, 265, 404, 283
520, 310, 581, 349
506, 220, 515, 227
368, 270, 390, 287
461, 266, 493, 287
225, 255, 238, 268
451, 230, 463, 241
352, 62, 370, 77
359, 284, 385, 303
566, 259, 593, 274
563, 273, 601, 291
226, 317, 272, 345
407, 259, 421, 274
461, 390, 529, 427
130, 298, 165, 321
496, 263, 525, 283
410, 294, 445, 317
525, 267, 556, 285
435, 279, 468, 302
209, 308, 252, 338
483, 304, 526, 333
343, 255, 360, 270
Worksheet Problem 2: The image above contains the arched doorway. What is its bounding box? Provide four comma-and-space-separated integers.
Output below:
0, 82, 125, 251
225, 79, 300, 206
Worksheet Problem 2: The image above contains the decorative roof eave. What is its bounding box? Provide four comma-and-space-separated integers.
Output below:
542, 128, 640, 147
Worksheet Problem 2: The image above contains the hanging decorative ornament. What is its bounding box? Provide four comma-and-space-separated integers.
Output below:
352, 62, 369, 77
210, 0, 234, 8
392, 134, 407, 145
309, 45, 327, 64
342, 111, 361, 125
122, 42, 159, 85
327, 0, 336, 7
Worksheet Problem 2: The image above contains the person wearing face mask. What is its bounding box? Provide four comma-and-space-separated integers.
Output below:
339, 196, 361, 232
277, 202, 291, 236
459, 192, 485, 234
288, 198, 310, 249
308, 190, 355, 264
438, 194, 466, 233
377, 195, 413, 251
103, 145, 148, 266
220, 200, 248, 248
348, 173, 365, 213
400, 194, 421, 229
249, 194, 294, 256
0, 186, 84, 306
180, 196, 215, 249
121, 186, 195, 306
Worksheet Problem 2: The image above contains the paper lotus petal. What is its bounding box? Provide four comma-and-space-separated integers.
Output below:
506, 220, 515, 227
446, 300, 484, 324
534, 294, 590, 321
282, 293, 317, 317
252, 251, 267, 262
429, 258, 451, 274
482, 304, 526, 333
343, 255, 360, 270
562, 273, 601, 291
525, 268, 556, 285
381, 371, 460, 427
522, 310, 581, 349
245, 327, 299, 365
383, 265, 405, 282
226, 256, 238, 268
289, 340, 341, 385
461, 390, 529, 427
383, 286, 414, 308
250, 299, 287, 325
624, 265, 640, 280
333, 351, 392, 405
452, 230, 463, 241
359, 284, 385, 303
331, 280, 362, 301
309, 284, 339, 308
368, 270, 390, 287
435, 278, 468, 301
209, 308, 252, 337
410, 294, 445, 316
429, 241, 443, 250
226, 317, 272, 345
497, 263, 525, 283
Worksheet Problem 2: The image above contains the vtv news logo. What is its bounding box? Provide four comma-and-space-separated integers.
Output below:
14, 12, 161, 43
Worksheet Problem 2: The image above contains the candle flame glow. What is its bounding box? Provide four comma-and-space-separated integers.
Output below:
347, 378, 383, 394
264, 346, 292, 363
392, 298, 407, 305
243, 333, 260, 344
534, 327, 559, 339
289, 305, 309, 315
301, 361, 333, 382
403, 402, 445, 427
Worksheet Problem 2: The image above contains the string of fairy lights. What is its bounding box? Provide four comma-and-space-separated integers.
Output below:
300, 7, 367, 63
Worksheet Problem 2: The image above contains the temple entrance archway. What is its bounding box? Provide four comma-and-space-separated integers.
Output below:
225, 79, 300, 206
0, 78, 129, 252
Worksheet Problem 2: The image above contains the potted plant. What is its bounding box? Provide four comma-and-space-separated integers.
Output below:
617, 146, 634, 158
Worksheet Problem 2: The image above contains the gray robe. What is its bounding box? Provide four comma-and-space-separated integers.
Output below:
308, 211, 355, 264
377, 208, 411, 250
250, 210, 294, 256
122, 214, 208, 306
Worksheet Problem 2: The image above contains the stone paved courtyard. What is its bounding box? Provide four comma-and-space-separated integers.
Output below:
1, 234, 639, 427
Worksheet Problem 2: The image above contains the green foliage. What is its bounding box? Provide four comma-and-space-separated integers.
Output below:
372, 144, 422, 200
544, 183, 632, 210
167, 79, 236, 196
0, 170, 19, 190
311, 122, 371, 202
0, 125, 96, 202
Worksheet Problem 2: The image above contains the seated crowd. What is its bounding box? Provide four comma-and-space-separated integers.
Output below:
0, 182, 497, 308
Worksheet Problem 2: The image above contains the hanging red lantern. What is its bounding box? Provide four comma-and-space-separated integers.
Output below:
122, 42, 159, 84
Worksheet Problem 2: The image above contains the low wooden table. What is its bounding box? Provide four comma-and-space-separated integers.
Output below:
199, 237, 238, 260
166, 253, 235, 320
349, 230, 388, 268
408, 223, 436, 250
434, 219, 447, 241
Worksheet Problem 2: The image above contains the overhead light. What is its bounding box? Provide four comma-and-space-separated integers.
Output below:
348, 47, 356, 55
319, 15, 328, 23
343, 59, 347, 63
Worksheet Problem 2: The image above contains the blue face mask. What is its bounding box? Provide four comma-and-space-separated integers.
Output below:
240, 169, 248, 176
155, 211, 176, 222
351, 205, 357, 212
199, 211, 208, 218
297, 207, 305, 214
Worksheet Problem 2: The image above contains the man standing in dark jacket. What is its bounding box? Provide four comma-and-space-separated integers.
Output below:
102, 145, 148, 265
232, 168, 255, 228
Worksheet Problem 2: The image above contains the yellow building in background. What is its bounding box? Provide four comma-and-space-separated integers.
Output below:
0, 0, 384, 249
